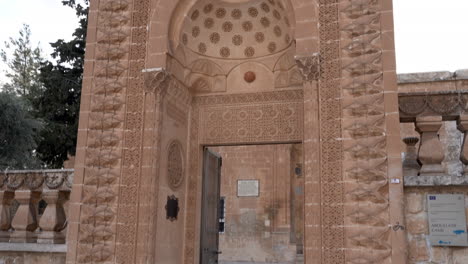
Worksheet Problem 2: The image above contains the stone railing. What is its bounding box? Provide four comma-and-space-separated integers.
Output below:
0, 169, 73, 244
399, 90, 468, 185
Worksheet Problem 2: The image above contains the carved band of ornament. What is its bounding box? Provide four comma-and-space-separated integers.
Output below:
399, 91, 468, 118
295, 54, 320, 82
193, 89, 304, 106
0, 170, 73, 191
144, 69, 171, 94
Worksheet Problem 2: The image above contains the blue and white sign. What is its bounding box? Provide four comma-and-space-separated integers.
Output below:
427, 194, 468, 246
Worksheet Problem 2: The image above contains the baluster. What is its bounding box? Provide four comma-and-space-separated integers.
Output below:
0, 191, 14, 242
37, 190, 67, 244
10, 191, 40, 243
402, 137, 421, 176
457, 115, 468, 177
415, 116, 446, 176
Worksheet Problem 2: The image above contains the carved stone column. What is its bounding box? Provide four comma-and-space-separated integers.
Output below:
457, 115, 468, 176
415, 116, 445, 176
10, 191, 41, 242
0, 191, 14, 242
37, 190, 67, 244
402, 137, 421, 176
295, 54, 320, 259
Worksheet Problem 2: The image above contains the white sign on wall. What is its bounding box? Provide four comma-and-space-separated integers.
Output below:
237, 180, 259, 197
427, 194, 468, 246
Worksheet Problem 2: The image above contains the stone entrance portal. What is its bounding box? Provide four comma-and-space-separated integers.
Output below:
210, 144, 305, 264
67, 0, 405, 262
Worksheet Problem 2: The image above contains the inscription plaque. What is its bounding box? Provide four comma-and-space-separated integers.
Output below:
427, 194, 468, 246
237, 180, 259, 197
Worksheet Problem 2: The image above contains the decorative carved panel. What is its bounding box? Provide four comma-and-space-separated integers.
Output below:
399, 91, 468, 121
200, 102, 303, 145
167, 141, 185, 190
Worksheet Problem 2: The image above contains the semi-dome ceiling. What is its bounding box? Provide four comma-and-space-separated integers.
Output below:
180, 0, 293, 59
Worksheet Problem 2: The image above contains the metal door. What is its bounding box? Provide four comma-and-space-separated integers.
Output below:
200, 148, 222, 264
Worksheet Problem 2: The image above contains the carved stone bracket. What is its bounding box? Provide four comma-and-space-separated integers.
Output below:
144, 69, 171, 94
295, 54, 320, 82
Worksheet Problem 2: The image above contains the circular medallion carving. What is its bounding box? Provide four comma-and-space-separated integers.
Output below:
216, 8, 226, 18
222, 21, 233, 32
244, 71, 256, 83
204, 18, 214, 29
210, 32, 220, 44
231, 9, 242, 19
220, 47, 230, 57
204, 4, 213, 13
274, 25, 282, 37
248, 7, 259, 17
242, 21, 253, 32
261, 2, 270, 12
192, 26, 200, 37
191, 10, 199, 20
198, 42, 207, 54
244, 47, 255, 57
268, 42, 277, 53
167, 141, 184, 190
255, 32, 265, 43
232, 35, 243, 46
260, 17, 270, 27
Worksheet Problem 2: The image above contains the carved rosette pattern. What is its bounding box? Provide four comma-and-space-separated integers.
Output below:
318, 0, 344, 262
76, 0, 131, 262
183, 90, 303, 263
340, 1, 391, 263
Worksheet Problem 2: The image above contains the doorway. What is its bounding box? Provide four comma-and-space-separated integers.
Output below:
200, 144, 304, 264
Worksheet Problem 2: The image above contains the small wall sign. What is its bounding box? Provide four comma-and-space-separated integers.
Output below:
237, 180, 259, 197
427, 194, 468, 246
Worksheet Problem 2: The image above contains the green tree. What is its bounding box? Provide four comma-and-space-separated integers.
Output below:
0, 24, 43, 99
31, 0, 89, 168
0, 92, 42, 170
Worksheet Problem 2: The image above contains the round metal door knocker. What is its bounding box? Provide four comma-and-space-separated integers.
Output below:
167, 140, 184, 190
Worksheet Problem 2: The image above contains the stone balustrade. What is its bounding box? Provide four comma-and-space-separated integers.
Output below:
0, 169, 73, 244
399, 90, 468, 185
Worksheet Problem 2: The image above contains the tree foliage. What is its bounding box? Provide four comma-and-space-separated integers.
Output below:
31, 0, 89, 168
0, 24, 43, 100
0, 92, 42, 170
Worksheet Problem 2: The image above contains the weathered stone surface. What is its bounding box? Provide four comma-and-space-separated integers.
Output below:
408, 236, 429, 262
455, 69, 468, 79
398, 71, 453, 83
405, 193, 424, 214
406, 215, 427, 234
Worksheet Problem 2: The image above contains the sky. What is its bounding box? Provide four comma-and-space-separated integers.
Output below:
0, 0, 467, 80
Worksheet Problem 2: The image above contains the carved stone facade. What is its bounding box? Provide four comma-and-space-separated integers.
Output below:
68, 0, 404, 263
